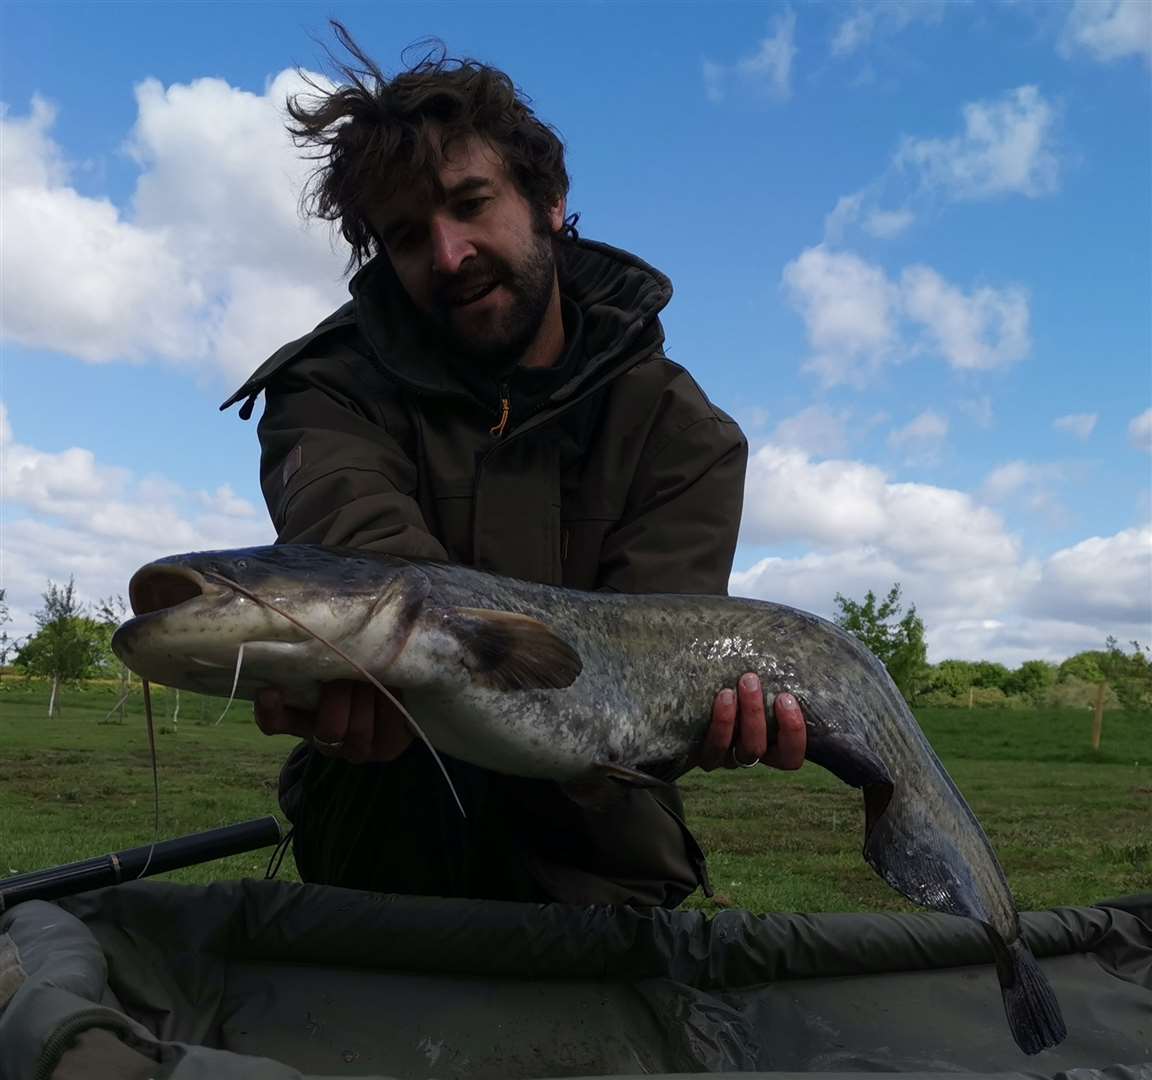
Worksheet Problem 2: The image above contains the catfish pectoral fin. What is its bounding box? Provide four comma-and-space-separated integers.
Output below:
444, 607, 583, 690
986, 928, 1068, 1054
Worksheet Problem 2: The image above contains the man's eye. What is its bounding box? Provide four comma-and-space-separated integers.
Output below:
457, 198, 489, 216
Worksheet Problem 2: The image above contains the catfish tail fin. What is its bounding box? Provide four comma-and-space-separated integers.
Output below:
989, 931, 1067, 1054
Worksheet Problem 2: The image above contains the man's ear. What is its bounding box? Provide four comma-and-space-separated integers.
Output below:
548, 195, 567, 233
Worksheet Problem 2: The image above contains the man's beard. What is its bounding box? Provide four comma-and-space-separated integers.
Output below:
422, 227, 556, 372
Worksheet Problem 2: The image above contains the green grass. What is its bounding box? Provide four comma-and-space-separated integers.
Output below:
0, 681, 293, 885
681, 705, 1150, 914
1, 682, 1148, 914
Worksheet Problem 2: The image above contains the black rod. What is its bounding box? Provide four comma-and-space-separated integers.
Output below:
0, 816, 284, 911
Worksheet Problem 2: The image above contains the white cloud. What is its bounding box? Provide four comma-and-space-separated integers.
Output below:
0, 73, 348, 381
983, 460, 1040, 501
198, 484, 259, 518
780, 246, 902, 384
900, 265, 1030, 371
1060, 0, 1152, 67
782, 245, 1030, 384
1053, 412, 1098, 440
769, 405, 854, 457
730, 442, 1149, 662
981, 461, 1068, 520
2, 168, 207, 364
1129, 408, 1152, 452
0, 97, 69, 188
864, 208, 915, 238
703, 11, 797, 103
740, 444, 1017, 567
1028, 526, 1152, 627
896, 86, 1061, 201
823, 191, 866, 244
958, 396, 995, 429
701, 60, 726, 105
824, 86, 1062, 246
888, 410, 948, 464
1, 405, 273, 638
829, 0, 953, 57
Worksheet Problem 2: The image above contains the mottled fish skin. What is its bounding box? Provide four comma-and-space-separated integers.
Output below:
111, 545, 1066, 1054
410, 562, 1019, 933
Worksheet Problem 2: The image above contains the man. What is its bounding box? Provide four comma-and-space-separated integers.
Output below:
222, 25, 806, 907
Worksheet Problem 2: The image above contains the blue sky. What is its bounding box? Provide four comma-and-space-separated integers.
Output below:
2, 0, 1150, 664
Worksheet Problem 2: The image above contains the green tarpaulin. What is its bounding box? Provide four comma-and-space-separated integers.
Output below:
0, 880, 1148, 1079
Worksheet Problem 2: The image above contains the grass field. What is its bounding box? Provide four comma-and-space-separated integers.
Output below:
1, 681, 1148, 914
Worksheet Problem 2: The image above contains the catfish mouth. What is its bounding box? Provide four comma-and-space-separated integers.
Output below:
128, 565, 217, 617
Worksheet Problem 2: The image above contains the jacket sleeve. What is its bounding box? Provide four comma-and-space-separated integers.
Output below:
256, 354, 449, 560
598, 372, 748, 596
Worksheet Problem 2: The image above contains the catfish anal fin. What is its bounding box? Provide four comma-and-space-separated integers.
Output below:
807, 731, 894, 841
593, 761, 669, 788
806, 731, 893, 790
446, 607, 582, 691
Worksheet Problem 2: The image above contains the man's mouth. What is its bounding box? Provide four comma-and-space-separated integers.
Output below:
446, 281, 499, 308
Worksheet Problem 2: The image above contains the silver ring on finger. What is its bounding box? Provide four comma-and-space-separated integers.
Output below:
312, 735, 345, 751
729, 745, 760, 768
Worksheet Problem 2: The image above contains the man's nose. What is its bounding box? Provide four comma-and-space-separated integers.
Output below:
429, 218, 476, 275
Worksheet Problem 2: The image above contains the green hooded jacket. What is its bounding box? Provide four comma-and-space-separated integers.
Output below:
222, 237, 749, 908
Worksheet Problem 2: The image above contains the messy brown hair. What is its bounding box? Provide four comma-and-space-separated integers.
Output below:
287, 21, 580, 270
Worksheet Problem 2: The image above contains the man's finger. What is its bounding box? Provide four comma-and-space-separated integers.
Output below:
371, 689, 416, 762
254, 689, 313, 739
312, 681, 353, 754
734, 672, 768, 765
341, 683, 376, 763
762, 691, 806, 770
699, 688, 737, 771
253, 688, 285, 735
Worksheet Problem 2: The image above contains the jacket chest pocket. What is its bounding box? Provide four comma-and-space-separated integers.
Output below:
472, 439, 563, 585
424, 476, 477, 565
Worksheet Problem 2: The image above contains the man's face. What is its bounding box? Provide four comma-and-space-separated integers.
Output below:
366, 135, 565, 367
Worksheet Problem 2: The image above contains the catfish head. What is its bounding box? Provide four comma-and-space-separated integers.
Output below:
110, 546, 431, 706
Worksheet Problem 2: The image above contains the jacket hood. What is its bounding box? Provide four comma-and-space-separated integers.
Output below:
348, 237, 674, 401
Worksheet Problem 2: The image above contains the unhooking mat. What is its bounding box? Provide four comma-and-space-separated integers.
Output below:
0, 879, 1148, 1080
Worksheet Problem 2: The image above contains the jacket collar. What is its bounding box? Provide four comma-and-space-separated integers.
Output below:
348, 237, 673, 400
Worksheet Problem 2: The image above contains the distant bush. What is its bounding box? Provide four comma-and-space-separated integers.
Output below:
916, 687, 1033, 710
1045, 676, 1120, 711
917, 678, 1132, 711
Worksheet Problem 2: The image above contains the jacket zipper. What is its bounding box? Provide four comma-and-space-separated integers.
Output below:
489, 381, 511, 438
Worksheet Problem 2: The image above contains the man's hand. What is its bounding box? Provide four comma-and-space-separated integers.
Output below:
254, 681, 414, 764
696, 673, 807, 772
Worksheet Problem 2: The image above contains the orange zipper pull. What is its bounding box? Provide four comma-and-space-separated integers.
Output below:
489, 385, 510, 437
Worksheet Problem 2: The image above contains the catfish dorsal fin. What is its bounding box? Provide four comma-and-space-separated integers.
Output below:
447, 607, 582, 691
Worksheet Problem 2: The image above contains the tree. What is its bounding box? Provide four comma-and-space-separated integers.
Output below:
97, 595, 132, 723
0, 589, 21, 681
1002, 660, 1057, 703
1101, 637, 1152, 716
927, 659, 976, 697
17, 579, 106, 717
833, 583, 929, 704
1057, 650, 1107, 685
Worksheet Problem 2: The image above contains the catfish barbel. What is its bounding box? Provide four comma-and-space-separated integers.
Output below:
110, 544, 1066, 1055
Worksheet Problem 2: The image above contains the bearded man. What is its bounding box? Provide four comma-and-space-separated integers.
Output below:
222, 24, 806, 907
